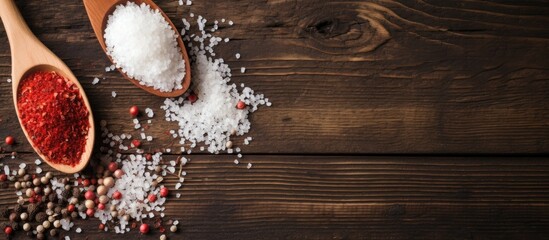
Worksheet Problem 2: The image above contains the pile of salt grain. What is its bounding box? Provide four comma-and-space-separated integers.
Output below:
104, 2, 185, 92
162, 15, 271, 154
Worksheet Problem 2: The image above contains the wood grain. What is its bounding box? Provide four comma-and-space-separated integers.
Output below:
1, 153, 549, 239
0, 0, 548, 154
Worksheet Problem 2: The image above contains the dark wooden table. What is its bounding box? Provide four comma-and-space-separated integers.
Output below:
1, 0, 548, 239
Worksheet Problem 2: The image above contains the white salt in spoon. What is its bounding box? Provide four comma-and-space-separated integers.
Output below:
83, 0, 192, 98
0, 0, 95, 173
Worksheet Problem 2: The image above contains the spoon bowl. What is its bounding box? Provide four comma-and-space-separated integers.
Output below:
83, 0, 191, 98
0, 0, 95, 173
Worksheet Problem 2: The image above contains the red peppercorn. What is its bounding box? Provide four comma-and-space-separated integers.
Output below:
0, 174, 7, 182
85, 190, 95, 200
4, 226, 13, 235
148, 194, 157, 203
4, 136, 14, 145
91, 178, 97, 185
67, 204, 75, 212
98, 203, 105, 210
99, 223, 105, 230
129, 106, 139, 117
132, 139, 141, 148
86, 208, 95, 217
236, 100, 246, 109
145, 153, 152, 161
187, 93, 198, 104
139, 223, 149, 234
160, 187, 169, 197
108, 162, 118, 172
82, 179, 90, 187
113, 191, 122, 200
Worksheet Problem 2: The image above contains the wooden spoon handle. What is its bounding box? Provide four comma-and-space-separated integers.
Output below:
0, 0, 36, 53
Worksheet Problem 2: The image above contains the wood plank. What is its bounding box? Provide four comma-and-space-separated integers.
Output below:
0, 154, 549, 239
1, 0, 549, 154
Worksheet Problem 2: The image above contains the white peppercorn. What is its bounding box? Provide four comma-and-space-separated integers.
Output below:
20, 212, 28, 221
170, 225, 177, 232
43, 220, 51, 229
53, 220, 61, 228
23, 223, 31, 231
36, 225, 45, 233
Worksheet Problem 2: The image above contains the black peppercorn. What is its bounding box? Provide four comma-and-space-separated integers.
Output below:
61, 189, 71, 200
72, 188, 80, 198
13, 204, 24, 214
49, 193, 58, 203
35, 212, 47, 223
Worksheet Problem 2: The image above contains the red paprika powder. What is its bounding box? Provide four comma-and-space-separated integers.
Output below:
17, 71, 89, 167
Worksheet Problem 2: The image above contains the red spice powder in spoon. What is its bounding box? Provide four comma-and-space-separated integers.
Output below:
17, 71, 89, 166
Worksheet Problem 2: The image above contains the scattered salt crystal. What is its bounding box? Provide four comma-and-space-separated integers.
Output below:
240, 67, 246, 73
36, 167, 42, 174
224, 38, 229, 43
167, 166, 175, 173
190, 13, 194, 17
221, 18, 225, 22
76, 228, 82, 233
19, 163, 26, 169
234, 159, 239, 164
174, 220, 179, 225
247, 163, 252, 169
186, 0, 192, 5
65, 236, 70, 240
176, 193, 181, 198
145, 108, 154, 118
228, 20, 234, 25
92, 77, 100, 85
111, 91, 117, 97
237, 153, 242, 158
235, 53, 240, 59
7, 78, 12, 83
147, 136, 153, 141
35, 159, 42, 165
175, 183, 182, 189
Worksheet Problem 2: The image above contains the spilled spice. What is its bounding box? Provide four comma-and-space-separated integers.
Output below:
17, 71, 89, 166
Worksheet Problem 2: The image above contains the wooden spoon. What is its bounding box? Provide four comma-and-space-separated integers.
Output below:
83, 0, 191, 98
0, 0, 95, 174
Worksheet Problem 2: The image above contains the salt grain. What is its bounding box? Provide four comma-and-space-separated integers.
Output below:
247, 163, 252, 169
92, 77, 100, 85
111, 91, 117, 98
235, 53, 240, 59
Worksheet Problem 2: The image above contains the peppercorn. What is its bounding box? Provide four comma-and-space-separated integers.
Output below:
9, 212, 19, 222
5, 136, 14, 145
85, 190, 95, 200
113, 191, 122, 200
35, 212, 47, 223
61, 188, 71, 200
50, 228, 58, 236
129, 105, 139, 117
53, 220, 61, 228
0, 222, 8, 231
37, 233, 45, 240
160, 234, 167, 240
132, 139, 141, 148
148, 194, 157, 203
99, 223, 105, 230
23, 174, 31, 181
11, 222, 20, 231
71, 211, 78, 219
48, 215, 55, 223
20, 212, 28, 221
236, 100, 246, 109
33, 178, 41, 186
27, 203, 38, 219
140, 223, 150, 234
160, 187, 169, 197
187, 93, 198, 104
23, 222, 31, 231
54, 206, 62, 215
170, 225, 177, 232
4, 225, 13, 235
18, 168, 26, 177
42, 220, 51, 229
86, 208, 95, 217
48, 193, 58, 203
61, 209, 69, 218
14, 204, 24, 214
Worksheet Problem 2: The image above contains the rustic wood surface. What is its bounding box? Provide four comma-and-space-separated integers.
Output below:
0, 0, 548, 239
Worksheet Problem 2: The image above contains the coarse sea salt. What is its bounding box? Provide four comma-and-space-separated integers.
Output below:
104, 2, 185, 92
161, 16, 270, 154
